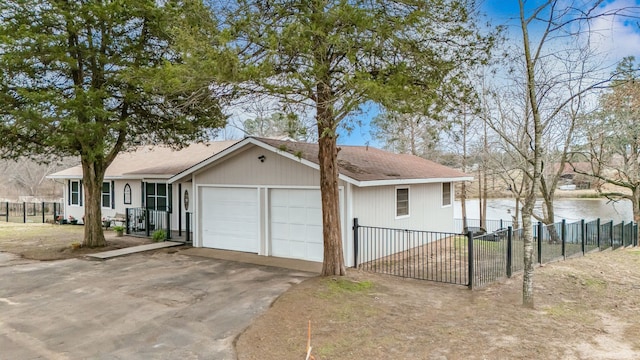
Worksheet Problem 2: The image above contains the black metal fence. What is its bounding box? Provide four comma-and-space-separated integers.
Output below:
0, 202, 63, 223
454, 218, 513, 235
353, 219, 469, 286
125, 207, 170, 240
354, 218, 638, 289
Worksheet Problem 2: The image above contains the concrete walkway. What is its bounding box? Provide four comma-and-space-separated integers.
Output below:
86, 241, 183, 260
181, 247, 323, 273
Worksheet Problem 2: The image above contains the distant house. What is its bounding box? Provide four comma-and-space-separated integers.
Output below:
553, 162, 593, 190
49, 137, 472, 266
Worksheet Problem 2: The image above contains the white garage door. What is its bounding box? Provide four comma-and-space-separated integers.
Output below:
270, 189, 324, 262
201, 187, 259, 253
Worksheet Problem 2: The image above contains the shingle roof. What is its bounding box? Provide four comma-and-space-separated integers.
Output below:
49, 137, 471, 184
48, 141, 238, 179
256, 137, 470, 182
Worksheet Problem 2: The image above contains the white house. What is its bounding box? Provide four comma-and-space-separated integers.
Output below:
49, 137, 472, 266
47, 141, 238, 227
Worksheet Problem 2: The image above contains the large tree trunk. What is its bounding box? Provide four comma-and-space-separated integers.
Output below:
81, 159, 107, 248
316, 82, 346, 276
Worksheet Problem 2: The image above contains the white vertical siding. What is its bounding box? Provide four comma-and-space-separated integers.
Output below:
352, 183, 455, 233
194, 146, 321, 186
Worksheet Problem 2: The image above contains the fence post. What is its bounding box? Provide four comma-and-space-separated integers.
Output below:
561, 219, 566, 260
53, 203, 57, 224
621, 221, 625, 248
166, 210, 171, 240
581, 219, 586, 255
353, 218, 359, 268
125, 208, 130, 235
596, 218, 601, 249
537, 222, 543, 265
41, 202, 45, 223
22, 202, 26, 223
610, 220, 614, 248
145, 208, 150, 237
185, 212, 191, 243
506, 226, 513, 278
467, 231, 474, 290
500, 219, 503, 229
5, 202, 8, 222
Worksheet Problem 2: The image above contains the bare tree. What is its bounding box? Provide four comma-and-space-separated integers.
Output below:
575, 57, 640, 225
481, 0, 638, 307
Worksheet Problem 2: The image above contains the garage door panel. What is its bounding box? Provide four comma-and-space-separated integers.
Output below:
201, 187, 258, 253
270, 189, 325, 262
306, 208, 322, 225
287, 208, 308, 224
306, 225, 323, 243
307, 243, 324, 262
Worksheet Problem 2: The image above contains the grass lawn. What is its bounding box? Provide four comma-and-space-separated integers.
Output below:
0, 222, 151, 260
238, 247, 640, 359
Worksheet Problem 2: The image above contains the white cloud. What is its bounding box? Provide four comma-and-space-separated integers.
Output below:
588, 0, 640, 64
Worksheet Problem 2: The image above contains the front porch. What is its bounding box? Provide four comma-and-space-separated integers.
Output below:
125, 208, 192, 243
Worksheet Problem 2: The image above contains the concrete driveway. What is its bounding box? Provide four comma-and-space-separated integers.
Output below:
0, 250, 313, 359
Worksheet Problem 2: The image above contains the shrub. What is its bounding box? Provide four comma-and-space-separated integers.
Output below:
152, 229, 166, 242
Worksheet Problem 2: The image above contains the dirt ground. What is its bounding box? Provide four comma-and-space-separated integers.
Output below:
4, 223, 640, 359
0, 222, 151, 260
237, 248, 640, 360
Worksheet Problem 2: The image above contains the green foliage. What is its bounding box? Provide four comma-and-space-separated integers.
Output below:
225, 0, 498, 127
152, 229, 167, 242
112, 225, 125, 232
0, 0, 229, 161
0, 0, 232, 246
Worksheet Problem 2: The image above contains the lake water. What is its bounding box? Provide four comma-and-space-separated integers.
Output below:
455, 198, 634, 223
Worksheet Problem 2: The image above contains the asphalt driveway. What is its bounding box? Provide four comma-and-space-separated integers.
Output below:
0, 251, 312, 359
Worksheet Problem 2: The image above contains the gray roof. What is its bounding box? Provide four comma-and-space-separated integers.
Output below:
256, 138, 470, 182
48, 141, 238, 179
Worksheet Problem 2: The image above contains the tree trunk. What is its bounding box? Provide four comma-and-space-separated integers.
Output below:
316, 83, 345, 276
81, 159, 107, 248
633, 189, 640, 245
521, 189, 535, 308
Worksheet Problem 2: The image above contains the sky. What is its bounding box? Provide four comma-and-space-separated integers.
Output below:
224, 0, 640, 147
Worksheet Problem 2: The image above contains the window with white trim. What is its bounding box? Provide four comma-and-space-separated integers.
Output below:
70, 180, 81, 205
101, 182, 112, 208
396, 187, 409, 217
442, 182, 452, 207
123, 183, 132, 205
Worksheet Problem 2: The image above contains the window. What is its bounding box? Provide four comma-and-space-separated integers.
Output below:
442, 182, 452, 207
146, 183, 168, 211
70, 180, 82, 206
123, 184, 132, 205
101, 182, 112, 208
396, 188, 409, 217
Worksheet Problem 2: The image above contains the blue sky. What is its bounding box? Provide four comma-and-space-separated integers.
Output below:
224, 1, 640, 147
337, 0, 640, 147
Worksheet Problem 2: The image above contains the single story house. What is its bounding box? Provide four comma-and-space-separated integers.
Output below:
49, 137, 472, 266
47, 141, 238, 227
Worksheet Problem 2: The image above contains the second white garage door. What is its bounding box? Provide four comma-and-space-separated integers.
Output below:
201, 187, 259, 253
270, 189, 324, 262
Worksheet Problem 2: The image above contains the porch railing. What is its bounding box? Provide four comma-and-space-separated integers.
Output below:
125, 207, 170, 240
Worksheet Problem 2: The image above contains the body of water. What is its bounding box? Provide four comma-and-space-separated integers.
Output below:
455, 198, 634, 223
